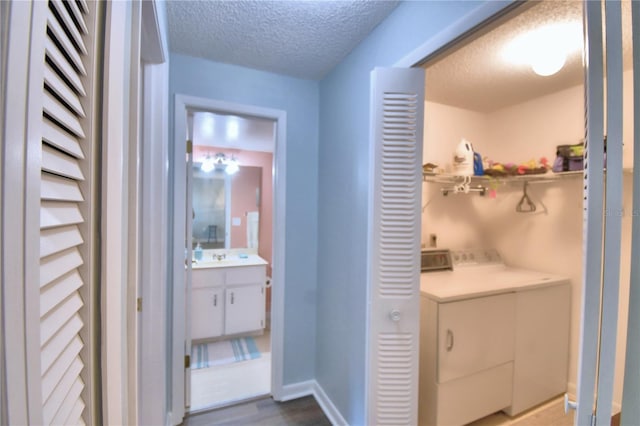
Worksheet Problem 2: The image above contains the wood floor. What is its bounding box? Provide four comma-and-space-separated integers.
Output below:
181, 396, 331, 426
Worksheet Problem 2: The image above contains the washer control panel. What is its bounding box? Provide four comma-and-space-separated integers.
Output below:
451, 249, 502, 267
421, 249, 453, 272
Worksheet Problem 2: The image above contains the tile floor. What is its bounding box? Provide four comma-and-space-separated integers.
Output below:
189, 331, 271, 412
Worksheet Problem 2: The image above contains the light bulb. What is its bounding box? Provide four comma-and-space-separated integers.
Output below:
225, 159, 239, 175
200, 156, 216, 172
531, 48, 566, 76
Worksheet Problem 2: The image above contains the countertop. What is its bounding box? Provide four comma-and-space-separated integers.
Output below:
191, 253, 268, 269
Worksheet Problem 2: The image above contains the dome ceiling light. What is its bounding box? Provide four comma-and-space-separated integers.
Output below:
502, 22, 582, 77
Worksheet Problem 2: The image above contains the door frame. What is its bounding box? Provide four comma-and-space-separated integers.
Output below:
171, 94, 286, 424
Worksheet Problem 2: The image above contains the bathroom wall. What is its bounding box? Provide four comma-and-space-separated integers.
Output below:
422, 69, 635, 409
229, 166, 261, 249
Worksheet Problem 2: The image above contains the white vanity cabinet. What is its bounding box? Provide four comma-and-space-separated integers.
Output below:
191, 263, 266, 340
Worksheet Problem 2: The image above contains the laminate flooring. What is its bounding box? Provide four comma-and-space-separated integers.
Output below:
182, 395, 331, 426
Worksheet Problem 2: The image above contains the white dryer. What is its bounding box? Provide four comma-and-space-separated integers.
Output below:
418, 249, 571, 426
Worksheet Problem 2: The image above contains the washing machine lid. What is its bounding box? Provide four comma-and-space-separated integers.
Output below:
420, 264, 570, 302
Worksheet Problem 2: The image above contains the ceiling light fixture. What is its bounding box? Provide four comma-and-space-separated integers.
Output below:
226, 119, 239, 140
502, 22, 582, 77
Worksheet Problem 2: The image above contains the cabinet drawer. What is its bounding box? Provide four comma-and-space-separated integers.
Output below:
226, 265, 265, 286
192, 268, 224, 288
438, 293, 516, 383
437, 362, 513, 425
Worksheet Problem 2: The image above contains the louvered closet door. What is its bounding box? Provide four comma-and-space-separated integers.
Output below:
367, 67, 424, 425
39, 0, 97, 424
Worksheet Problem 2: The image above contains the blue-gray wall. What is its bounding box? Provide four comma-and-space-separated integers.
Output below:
169, 53, 320, 385
316, 1, 502, 424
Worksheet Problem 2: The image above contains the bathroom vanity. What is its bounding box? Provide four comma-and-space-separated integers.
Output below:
191, 254, 268, 340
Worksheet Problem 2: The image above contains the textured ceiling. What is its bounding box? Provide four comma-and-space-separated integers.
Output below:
425, 1, 634, 113
167, 0, 399, 80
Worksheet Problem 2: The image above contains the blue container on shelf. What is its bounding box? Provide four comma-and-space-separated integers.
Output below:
473, 152, 484, 176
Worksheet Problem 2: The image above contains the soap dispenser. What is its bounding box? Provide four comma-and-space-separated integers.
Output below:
194, 243, 203, 261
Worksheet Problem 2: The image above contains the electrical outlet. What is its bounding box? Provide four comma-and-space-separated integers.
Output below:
429, 234, 437, 248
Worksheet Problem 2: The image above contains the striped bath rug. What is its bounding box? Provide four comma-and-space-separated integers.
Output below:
191, 337, 261, 370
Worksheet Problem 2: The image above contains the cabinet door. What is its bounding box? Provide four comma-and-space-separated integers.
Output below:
191, 288, 224, 340
438, 293, 516, 383
225, 285, 265, 335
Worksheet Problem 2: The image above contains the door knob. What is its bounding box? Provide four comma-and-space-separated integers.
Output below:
389, 309, 401, 322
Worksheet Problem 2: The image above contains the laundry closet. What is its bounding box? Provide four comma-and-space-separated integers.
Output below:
417, 1, 634, 425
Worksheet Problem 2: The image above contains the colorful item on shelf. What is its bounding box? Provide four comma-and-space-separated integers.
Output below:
483, 157, 550, 177
553, 142, 585, 172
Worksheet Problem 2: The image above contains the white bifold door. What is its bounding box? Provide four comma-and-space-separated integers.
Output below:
366, 67, 424, 425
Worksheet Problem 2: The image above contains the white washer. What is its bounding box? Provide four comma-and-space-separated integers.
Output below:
418, 249, 571, 426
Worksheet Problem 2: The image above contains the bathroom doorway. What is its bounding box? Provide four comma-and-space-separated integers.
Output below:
187, 111, 276, 411
172, 95, 287, 420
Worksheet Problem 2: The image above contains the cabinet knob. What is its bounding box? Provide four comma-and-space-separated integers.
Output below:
389, 309, 401, 322
213, 294, 217, 306
230, 292, 234, 304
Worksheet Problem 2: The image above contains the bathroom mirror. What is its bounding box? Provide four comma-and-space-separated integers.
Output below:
192, 164, 262, 251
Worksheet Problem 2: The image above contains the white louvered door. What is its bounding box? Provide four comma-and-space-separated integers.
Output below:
38, 0, 98, 424
367, 67, 424, 425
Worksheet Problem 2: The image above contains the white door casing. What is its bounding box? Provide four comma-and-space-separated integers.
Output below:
621, 0, 640, 422
366, 67, 425, 425
185, 130, 194, 408
172, 95, 286, 424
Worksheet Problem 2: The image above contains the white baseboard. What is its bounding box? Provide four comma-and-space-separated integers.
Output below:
312, 381, 348, 426
276, 379, 347, 425
279, 380, 315, 401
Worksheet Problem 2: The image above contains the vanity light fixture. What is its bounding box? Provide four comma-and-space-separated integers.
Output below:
200, 152, 240, 175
